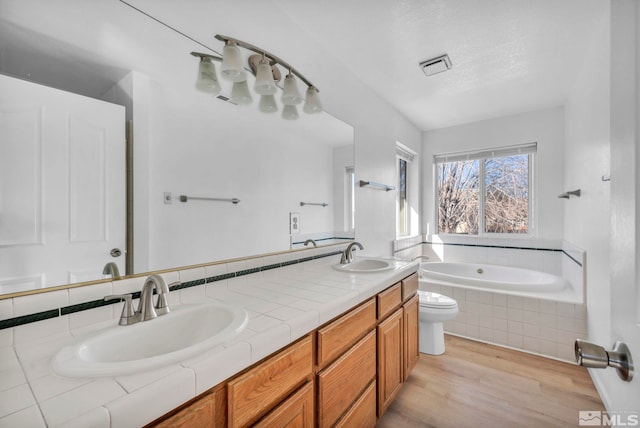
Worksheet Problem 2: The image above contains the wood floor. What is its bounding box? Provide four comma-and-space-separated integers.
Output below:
377, 335, 605, 428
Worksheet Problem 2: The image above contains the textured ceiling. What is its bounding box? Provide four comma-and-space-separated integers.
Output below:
0, 0, 607, 131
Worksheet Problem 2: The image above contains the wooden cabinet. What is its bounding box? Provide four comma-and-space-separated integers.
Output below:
334, 381, 377, 428
403, 294, 420, 380
317, 330, 377, 428
316, 298, 376, 368
254, 381, 314, 428
152, 271, 419, 428
377, 282, 402, 319
228, 335, 313, 428
152, 384, 226, 428
377, 308, 404, 417
401, 272, 419, 302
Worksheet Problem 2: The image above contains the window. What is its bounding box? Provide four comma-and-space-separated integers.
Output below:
396, 143, 416, 236
345, 166, 355, 230
435, 143, 535, 235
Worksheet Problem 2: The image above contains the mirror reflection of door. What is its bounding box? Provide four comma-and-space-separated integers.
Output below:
0, 74, 125, 294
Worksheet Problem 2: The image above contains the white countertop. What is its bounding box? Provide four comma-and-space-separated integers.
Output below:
0, 256, 418, 428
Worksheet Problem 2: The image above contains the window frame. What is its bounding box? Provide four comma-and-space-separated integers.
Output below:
433, 143, 536, 237
396, 143, 416, 238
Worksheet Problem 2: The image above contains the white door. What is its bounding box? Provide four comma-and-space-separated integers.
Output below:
0, 74, 125, 293
608, 0, 640, 414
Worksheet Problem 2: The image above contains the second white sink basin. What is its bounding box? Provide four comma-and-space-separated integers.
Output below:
52, 302, 248, 378
333, 258, 395, 273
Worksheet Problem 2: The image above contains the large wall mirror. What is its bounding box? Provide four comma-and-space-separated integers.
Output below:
0, 0, 355, 296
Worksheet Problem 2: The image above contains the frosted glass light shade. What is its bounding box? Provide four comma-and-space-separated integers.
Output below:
195, 58, 221, 95
282, 105, 299, 120
254, 59, 278, 95
220, 42, 247, 82
230, 81, 252, 105
303, 86, 323, 114
258, 94, 278, 113
281, 74, 303, 105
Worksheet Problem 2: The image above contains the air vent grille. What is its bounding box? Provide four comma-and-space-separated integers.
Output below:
419, 54, 452, 76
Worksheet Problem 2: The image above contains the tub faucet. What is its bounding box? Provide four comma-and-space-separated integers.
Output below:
138, 274, 171, 321
340, 242, 364, 264
304, 239, 317, 247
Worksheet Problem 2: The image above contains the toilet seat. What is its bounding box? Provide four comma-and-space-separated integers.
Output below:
418, 291, 458, 309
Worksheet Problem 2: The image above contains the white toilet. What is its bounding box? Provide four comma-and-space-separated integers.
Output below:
418, 290, 459, 355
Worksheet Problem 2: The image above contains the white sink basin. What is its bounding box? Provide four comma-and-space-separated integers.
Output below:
52, 302, 248, 378
333, 258, 395, 273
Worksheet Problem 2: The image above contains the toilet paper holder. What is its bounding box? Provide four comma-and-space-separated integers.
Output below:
574, 339, 634, 382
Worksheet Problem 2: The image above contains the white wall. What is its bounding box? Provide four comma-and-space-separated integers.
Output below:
144, 83, 343, 270
563, 0, 612, 374
422, 107, 566, 241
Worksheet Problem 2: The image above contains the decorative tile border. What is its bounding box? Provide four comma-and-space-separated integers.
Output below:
0, 250, 343, 331
412, 240, 582, 267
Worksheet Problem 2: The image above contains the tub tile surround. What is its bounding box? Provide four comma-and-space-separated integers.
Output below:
0, 245, 418, 427
404, 234, 587, 363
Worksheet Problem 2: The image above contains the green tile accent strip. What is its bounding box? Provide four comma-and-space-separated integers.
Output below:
0, 250, 344, 331
0, 309, 60, 329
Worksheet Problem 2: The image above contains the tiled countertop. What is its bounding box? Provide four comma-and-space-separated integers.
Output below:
0, 255, 418, 428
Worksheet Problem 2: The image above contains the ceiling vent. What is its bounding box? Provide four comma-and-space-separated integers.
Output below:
419, 54, 452, 76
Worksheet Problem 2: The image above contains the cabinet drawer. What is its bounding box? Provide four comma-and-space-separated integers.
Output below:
335, 380, 376, 428
153, 385, 226, 428
228, 335, 313, 428
317, 298, 376, 367
318, 330, 376, 428
401, 272, 419, 302
254, 381, 314, 428
377, 282, 402, 319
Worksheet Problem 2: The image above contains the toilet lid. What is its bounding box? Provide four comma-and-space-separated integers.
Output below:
418, 291, 457, 308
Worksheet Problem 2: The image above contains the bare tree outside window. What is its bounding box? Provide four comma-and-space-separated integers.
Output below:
437, 160, 479, 234
437, 153, 530, 235
485, 155, 528, 233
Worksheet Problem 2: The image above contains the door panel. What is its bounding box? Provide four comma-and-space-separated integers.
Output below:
0, 74, 125, 293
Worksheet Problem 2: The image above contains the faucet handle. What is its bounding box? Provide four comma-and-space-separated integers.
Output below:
104, 294, 138, 326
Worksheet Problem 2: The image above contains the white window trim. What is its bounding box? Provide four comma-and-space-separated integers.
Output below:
433, 142, 536, 238
396, 142, 417, 238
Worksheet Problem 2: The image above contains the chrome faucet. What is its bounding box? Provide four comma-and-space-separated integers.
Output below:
340, 242, 363, 264
304, 239, 317, 247
102, 262, 120, 279
104, 274, 174, 325
138, 274, 171, 321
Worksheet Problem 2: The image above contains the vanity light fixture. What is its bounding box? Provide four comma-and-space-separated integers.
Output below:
191, 34, 322, 119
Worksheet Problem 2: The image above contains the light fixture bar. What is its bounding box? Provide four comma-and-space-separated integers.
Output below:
190, 52, 223, 62
214, 34, 318, 92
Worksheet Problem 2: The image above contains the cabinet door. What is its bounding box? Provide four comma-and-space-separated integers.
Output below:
403, 294, 420, 381
334, 380, 376, 428
154, 386, 226, 428
377, 307, 403, 417
254, 381, 314, 428
317, 330, 376, 428
228, 335, 312, 428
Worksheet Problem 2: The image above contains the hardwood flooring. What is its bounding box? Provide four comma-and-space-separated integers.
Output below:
377, 335, 605, 428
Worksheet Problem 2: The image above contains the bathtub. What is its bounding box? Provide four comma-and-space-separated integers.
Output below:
418, 261, 585, 362
419, 262, 567, 293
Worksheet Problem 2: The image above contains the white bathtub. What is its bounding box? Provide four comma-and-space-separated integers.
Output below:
419, 262, 567, 293
418, 261, 585, 362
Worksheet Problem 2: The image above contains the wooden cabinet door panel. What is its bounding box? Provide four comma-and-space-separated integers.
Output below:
317, 330, 376, 428
377, 282, 402, 320
254, 381, 314, 428
377, 308, 403, 417
228, 335, 312, 428
403, 294, 420, 380
401, 272, 419, 302
317, 298, 376, 368
334, 380, 376, 428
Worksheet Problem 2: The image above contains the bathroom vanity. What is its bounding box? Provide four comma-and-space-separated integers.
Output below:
151, 271, 419, 427
0, 251, 418, 427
